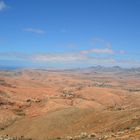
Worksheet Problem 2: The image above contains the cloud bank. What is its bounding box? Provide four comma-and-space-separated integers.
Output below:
0, 50, 139, 68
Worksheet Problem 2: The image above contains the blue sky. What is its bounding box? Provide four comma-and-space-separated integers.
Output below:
0, 0, 140, 68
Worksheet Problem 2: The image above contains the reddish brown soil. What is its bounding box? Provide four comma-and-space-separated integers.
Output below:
0, 69, 140, 139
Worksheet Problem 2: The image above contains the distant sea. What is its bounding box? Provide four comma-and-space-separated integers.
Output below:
0, 66, 24, 70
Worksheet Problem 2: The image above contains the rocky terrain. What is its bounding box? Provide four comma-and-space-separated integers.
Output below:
0, 67, 140, 140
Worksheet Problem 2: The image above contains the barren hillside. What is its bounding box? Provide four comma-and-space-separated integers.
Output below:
0, 68, 140, 140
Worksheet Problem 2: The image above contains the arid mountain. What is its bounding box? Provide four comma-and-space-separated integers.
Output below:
0, 67, 140, 140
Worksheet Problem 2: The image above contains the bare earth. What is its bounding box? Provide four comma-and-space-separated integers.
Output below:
0, 68, 140, 140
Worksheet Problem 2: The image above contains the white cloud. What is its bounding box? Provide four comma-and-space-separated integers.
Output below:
30, 53, 140, 67
23, 28, 46, 34
31, 53, 89, 62
28, 53, 118, 67
0, 1, 7, 11
88, 38, 125, 55
80, 48, 114, 54
80, 37, 125, 55
0, 51, 139, 67
29, 53, 120, 66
